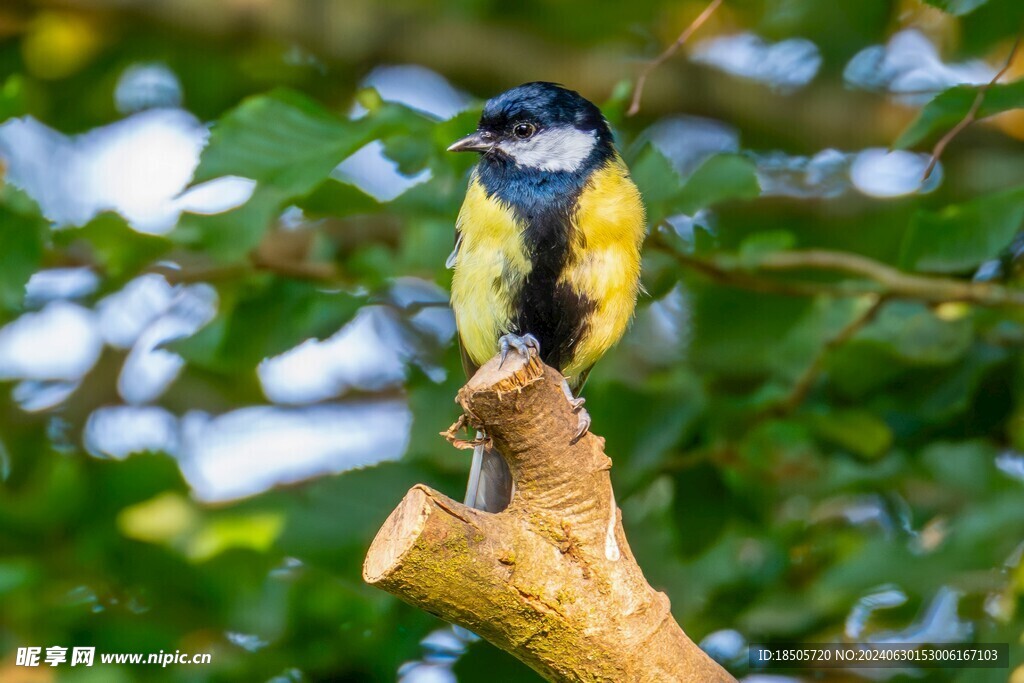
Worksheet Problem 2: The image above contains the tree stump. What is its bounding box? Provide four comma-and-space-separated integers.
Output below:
364, 350, 735, 682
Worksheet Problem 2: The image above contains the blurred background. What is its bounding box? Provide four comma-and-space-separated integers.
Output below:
1, 0, 1024, 681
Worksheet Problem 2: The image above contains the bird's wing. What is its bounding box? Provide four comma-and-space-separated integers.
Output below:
450, 203, 478, 379
464, 443, 512, 512
456, 303, 512, 512
569, 364, 593, 395
449, 200, 511, 511
445, 231, 463, 270
458, 335, 479, 381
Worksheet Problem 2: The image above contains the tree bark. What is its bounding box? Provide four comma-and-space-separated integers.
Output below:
363, 351, 735, 682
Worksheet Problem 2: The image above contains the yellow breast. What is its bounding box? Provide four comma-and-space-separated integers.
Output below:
559, 157, 646, 378
450, 158, 646, 383
449, 175, 530, 369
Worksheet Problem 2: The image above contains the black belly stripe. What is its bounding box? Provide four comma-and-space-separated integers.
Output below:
514, 220, 595, 371
475, 152, 608, 372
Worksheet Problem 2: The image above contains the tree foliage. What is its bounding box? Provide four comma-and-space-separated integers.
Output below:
0, 0, 1023, 681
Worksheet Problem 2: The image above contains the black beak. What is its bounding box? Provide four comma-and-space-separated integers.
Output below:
447, 131, 494, 153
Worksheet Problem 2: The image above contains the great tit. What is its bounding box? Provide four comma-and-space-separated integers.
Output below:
447, 82, 646, 512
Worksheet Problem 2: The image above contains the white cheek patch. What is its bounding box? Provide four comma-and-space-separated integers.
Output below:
497, 127, 597, 172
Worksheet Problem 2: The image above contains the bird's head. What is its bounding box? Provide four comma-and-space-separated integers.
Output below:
448, 82, 613, 173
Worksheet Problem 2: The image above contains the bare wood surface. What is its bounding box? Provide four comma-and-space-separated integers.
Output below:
364, 351, 735, 682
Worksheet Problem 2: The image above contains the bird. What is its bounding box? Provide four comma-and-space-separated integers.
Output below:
447, 82, 646, 513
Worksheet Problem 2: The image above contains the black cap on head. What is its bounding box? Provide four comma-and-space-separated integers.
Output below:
479, 82, 610, 138
447, 82, 614, 171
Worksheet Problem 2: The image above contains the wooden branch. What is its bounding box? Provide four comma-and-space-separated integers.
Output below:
751, 249, 1024, 306
364, 352, 734, 682
659, 241, 1024, 308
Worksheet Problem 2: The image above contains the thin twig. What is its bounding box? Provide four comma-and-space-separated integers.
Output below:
151, 255, 342, 286
922, 31, 1023, 181
151, 262, 249, 285
250, 253, 341, 283
770, 295, 886, 415
626, 0, 723, 117
654, 238, 1024, 307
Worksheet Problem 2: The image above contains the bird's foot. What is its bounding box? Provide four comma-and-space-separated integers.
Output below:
498, 333, 540, 368
561, 379, 591, 444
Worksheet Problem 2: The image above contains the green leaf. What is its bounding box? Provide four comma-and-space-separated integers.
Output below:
166, 314, 230, 369
672, 463, 735, 557
640, 249, 689, 300
630, 143, 681, 212
381, 133, 433, 176
899, 342, 1007, 421
193, 89, 417, 197
826, 302, 974, 397
691, 290, 863, 384
675, 153, 760, 215
431, 108, 483, 154
900, 186, 1024, 273
922, 0, 991, 15
275, 462, 435, 572
895, 80, 1024, 149
0, 75, 28, 121
584, 376, 705, 482
60, 213, 172, 281
184, 90, 432, 260
173, 188, 285, 261
0, 557, 37, 595
837, 300, 972, 365
631, 146, 759, 222
600, 79, 634, 127
0, 190, 46, 312
738, 230, 796, 263
805, 410, 893, 459
298, 179, 381, 218
174, 278, 363, 373
691, 289, 809, 380
920, 440, 996, 495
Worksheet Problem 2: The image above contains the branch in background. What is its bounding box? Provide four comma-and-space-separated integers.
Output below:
665, 249, 836, 298
151, 262, 249, 285
755, 250, 1024, 306
249, 251, 342, 283
770, 295, 886, 415
150, 253, 341, 286
922, 31, 1023, 181
661, 244, 1024, 308
364, 352, 735, 683
626, 0, 723, 117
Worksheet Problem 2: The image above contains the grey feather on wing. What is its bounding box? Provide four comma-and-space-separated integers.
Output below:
475, 446, 512, 512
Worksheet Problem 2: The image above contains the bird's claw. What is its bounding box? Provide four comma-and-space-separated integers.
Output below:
498, 333, 540, 368
561, 381, 591, 444
571, 407, 591, 444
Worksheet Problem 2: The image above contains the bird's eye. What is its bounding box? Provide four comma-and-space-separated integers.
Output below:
513, 123, 536, 139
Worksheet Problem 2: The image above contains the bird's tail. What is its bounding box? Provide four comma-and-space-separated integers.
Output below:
463, 433, 512, 512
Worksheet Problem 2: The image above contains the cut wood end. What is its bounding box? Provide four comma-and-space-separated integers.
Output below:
462, 351, 546, 397
363, 485, 432, 584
